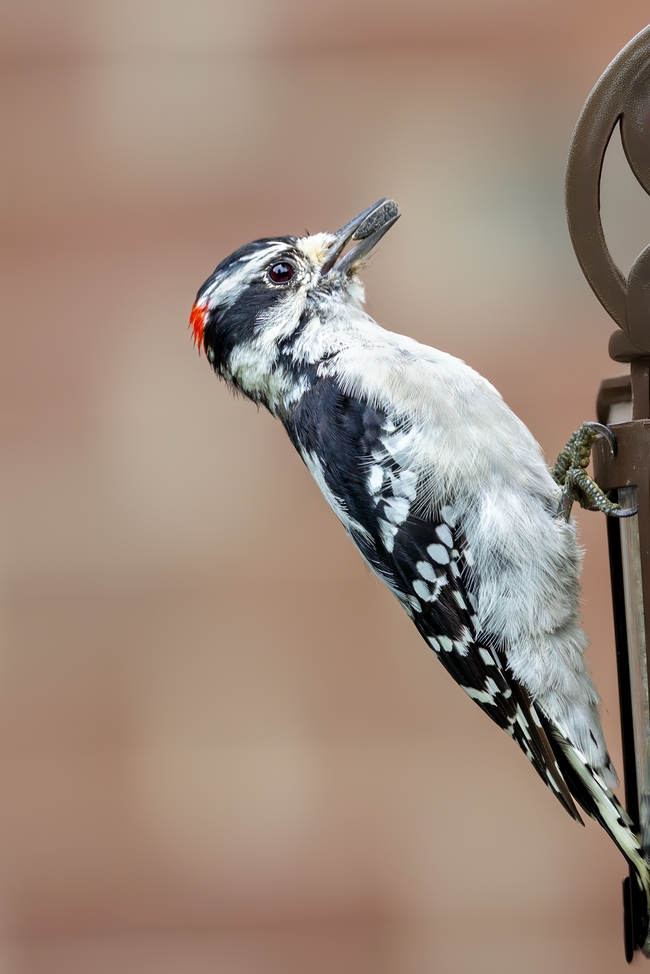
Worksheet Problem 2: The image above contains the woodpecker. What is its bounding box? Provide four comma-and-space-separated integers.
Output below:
190, 199, 650, 950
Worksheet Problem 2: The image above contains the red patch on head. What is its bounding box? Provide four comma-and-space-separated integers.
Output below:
189, 301, 208, 354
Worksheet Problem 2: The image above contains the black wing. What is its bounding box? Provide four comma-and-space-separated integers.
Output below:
283, 377, 581, 821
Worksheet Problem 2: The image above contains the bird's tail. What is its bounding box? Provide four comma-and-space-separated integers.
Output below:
542, 715, 650, 955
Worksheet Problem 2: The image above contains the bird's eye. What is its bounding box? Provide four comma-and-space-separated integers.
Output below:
269, 262, 294, 284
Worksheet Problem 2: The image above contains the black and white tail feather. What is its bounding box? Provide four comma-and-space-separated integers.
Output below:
543, 713, 650, 951
191, 199, 650, 953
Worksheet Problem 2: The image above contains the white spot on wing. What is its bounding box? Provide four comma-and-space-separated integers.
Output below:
413, 579, 432, 602
384, 497, 410, 525
416, 561, 437, 583
368, 466, 384, 493
452, 590, 467, 609
435, 523, 454, 548
382, 429, 414, 462
379, 519, 397, 552
462, 685, 495, 704
427, 543, 450, 565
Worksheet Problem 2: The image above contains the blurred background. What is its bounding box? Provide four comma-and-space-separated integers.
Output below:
2, 2, 650, 971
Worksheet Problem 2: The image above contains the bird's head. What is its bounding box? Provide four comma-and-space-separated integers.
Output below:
189, 199, 399, 410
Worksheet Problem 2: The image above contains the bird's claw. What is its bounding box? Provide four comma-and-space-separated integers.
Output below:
582, 421, 618, 456
610, 503, 638, 518
552, 422, 632, 520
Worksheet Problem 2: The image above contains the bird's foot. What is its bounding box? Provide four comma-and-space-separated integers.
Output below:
552, 422, 636, 521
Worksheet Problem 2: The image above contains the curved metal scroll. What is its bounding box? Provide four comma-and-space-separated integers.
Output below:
566, 25, 650, 362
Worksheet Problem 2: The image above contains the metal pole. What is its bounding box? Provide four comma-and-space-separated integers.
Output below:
566, 24, 650, 961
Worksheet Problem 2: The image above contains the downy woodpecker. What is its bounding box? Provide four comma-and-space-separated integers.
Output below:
190, 199, 650, 948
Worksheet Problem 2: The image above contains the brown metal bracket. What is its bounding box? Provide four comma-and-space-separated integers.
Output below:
566, 25, 650, 363
567, 24, 650, 962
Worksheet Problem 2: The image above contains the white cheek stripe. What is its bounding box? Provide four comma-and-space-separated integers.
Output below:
205, 247, 287, 310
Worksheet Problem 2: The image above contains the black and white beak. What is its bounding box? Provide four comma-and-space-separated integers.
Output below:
320, 199, 400, 276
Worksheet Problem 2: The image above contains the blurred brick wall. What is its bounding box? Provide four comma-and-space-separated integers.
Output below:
2, 3, 650, 972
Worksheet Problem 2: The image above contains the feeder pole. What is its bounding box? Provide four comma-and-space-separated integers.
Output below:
566, 24, 650, 962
